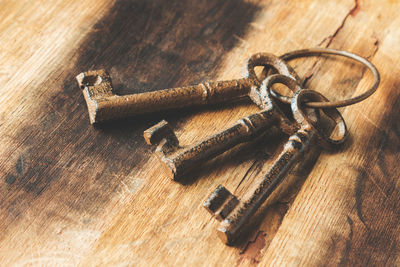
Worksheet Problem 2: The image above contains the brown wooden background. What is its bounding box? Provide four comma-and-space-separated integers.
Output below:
0, 0, 399, 266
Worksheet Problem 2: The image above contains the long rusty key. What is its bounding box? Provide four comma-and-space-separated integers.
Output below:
76, 53, 297, 124
204, 88, 349, 244
144, 74, 302, 181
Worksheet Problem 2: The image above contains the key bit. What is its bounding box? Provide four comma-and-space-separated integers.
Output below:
204, 185, 239, 221
144, 120, 178, 148
205, 89, 349, 244
76, 53, 298, 124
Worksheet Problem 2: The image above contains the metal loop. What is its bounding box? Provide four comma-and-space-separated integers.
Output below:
245, 53, 297, 84
292, 89, 348, 148
273, 48, 380, 109
260, 73, 302, 101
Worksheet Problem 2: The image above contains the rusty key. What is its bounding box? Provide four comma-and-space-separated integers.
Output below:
76, 53, 297, 124
144, 74, 302, 181
204, 88, 349, 244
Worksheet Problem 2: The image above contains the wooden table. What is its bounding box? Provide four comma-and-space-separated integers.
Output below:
1, 0, 399, 266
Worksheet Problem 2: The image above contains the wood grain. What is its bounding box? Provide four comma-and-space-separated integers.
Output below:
0, 0, 399, 266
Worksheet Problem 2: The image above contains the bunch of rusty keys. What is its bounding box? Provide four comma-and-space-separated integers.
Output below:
76, 48, 379, 245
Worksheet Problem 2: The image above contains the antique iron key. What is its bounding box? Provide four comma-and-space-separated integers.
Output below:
76, 53, 297, 124
204, 88, 349, 244
144, 74, 302, 181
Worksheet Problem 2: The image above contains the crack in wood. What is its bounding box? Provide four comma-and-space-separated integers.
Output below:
238, 231, 267, 265
302, 0, 364, 86
318, 0, 360, 48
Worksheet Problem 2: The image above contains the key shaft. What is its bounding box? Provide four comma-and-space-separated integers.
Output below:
216, 127, 315, 244
76, 70, 255, 124
77, 53, 298, 124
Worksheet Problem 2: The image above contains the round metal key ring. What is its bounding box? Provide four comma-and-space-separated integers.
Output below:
269, 48, 380, 109
292, 89, 349, 148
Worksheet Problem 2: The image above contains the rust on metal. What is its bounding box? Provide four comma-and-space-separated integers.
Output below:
76, 53, 297, 124
77, 47, 380, 245
147, 110, 282, 181
203, 185, 240, 222
143, 56, 302, 181
200, 48, 380, 244
206, 88, 349, 244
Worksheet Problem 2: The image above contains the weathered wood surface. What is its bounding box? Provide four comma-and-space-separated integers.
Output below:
0, 0, 399, 266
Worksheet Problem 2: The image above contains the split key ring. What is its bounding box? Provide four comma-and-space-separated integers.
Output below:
268, 47, 381, 109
